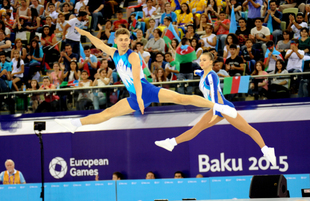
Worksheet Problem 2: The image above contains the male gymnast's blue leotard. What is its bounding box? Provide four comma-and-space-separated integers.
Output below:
112, 49, 161, 110
196, 70, 235, 117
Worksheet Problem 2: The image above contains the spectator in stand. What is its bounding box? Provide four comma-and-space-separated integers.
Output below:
35, 76, 60, 113
213, 60, 229, 78
16, 0, 31, 21
183, 24, 199, 40
38, 16, 55, 34
41, 25, 59, 65
241, 39, 256, 74
155, 0, 165, 15
76, 70, 93, 111
249, 17, 270, 57
199, 23, 216, 50
11, 39, 27, 61
236, 18, 250, 48
143, 0, 157, 28
26, 39, 43, 82
279, 0, 305, 14
209, 47, 224, 64
250, 61, 269, 100
214, 11, 230, 53
285, 39, 304, 73
0, 52, 11, 90
288, 12, 308, 39
96, 59, 113, 83
112, 10, 128, 31
242, 0, 262, 30
75, 0, 89, 14
12, 16, 28, 45
225, 44, 245, 76
27, 79, 41, 112
62, 11, 88, 60
151, 52, 167, 73
174, 171, 184, 178
136, 42, 150, 64
4, 12, 15, 32
164, 52, 179, 80
87, 0, 105, 31
191, 38, 203, 65
197, 13, 209, 32
177, 3, 193, 27
167, 38, 179, 59
145, 18, 156, 40
0, 1, 13, 20
128, 13, 142, 36
161, 16, 179, 38
26, 8, 41, 40
126, 0, 147, 22
45, 3, 59, 24
276, 30, 292, 56
48, 62, 63, 86
132, 29, 147, 49
263, 0, 282, 44
298, 27, 310, 55
0, 29, 11, 62
61, 60, 80, 83
189, 0, 205, 26
59, 44, 78, 72
305, 5, 310, 27
59, 0, 74, 12
55, 13, 66, 41
152, 67, 167, 82
78, 45, 98, 80
223, 33, 239, 59
226, 0, 242, 22
93, 68, 109, 109
146, 171, 155, 179
145, 29, 165, 60
264, 40, 284, 73
11, 50, 24, 91
62, 2, 73, 20
0, 159, 26, 184
268, 59, 290, 99
160, 2, 177, 25
205, 0, 220, 19
96, 21, 112, 43
30, 0, 44, 17
0, 20, 10, 38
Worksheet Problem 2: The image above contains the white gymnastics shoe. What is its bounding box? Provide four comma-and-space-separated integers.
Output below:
264, 147, 276, 166
155, 138, 175, 152
55, 119, 77, 134
214, 104, 238, 118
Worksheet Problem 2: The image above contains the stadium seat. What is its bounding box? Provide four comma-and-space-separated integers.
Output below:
134, 11, 143, 19
26, 31, 31, 44
88, 16, 92, 30
283, 8, 298, 15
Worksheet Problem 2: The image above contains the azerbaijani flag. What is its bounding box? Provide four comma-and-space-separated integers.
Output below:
229, 5, 237, 34
139, 52, 152, 82
175, 45, 196, 63
163, 23, 181, 46
223, 76, 250, 95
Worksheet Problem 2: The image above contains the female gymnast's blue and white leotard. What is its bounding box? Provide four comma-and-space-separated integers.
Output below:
112, 49, 161, 110
196, 69, 235, 117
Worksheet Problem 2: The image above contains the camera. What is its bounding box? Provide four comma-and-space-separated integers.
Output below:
34, 122, 46, 131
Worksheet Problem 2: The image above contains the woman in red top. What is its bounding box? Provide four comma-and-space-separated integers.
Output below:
41, 25, 59, 65
35, 76, 60, 113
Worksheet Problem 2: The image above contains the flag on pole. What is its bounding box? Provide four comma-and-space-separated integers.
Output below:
223, 76, 250, 95
229, 5, 237, 34
163, 23, 181, 46
175, 45, 197, 63
139, 52, 152, 82
267, 0, 273, 33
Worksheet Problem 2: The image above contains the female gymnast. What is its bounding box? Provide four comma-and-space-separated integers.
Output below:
155, 52, 276, 166
55, 27, 237, 134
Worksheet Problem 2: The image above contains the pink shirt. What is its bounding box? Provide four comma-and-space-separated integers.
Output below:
257, 71, 268, 91
51, 71, 62, 85
214, 19, 230, 35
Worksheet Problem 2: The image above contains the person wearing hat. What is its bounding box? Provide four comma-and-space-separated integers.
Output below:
264, 40, 284, 73
62, 11, 88, 60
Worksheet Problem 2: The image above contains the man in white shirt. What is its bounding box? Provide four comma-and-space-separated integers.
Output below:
288, 12, 308, 39
249, 17, 270, 56
74, 0, 89, 14
62, 11, 88, 60
285, 39, 304, 73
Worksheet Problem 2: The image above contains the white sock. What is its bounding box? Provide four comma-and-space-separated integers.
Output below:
71, 119, 82, 127
261, 145, 269, 155
169, 138, 177, 146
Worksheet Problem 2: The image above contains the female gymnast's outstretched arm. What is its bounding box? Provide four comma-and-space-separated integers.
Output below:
155, 52, 276, 166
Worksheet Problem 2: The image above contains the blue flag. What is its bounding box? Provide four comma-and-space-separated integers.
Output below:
174, 0, 181, 10
267, 0, 273, 32
229, 5, 237, 34
80, 43, 85, 60
108, 32, 115, 46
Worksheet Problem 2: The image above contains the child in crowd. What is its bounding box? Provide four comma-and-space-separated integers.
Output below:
11, 50, 24, 91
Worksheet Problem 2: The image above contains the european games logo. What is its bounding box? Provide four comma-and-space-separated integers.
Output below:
49, 157, 68, 179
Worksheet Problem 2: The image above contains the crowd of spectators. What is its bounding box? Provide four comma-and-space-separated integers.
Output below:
0, 0, 310, 114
